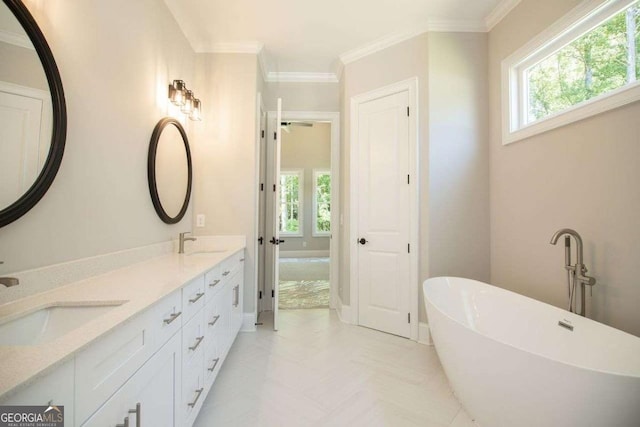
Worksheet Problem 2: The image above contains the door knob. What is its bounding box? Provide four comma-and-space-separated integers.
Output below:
358, 238, 368, 245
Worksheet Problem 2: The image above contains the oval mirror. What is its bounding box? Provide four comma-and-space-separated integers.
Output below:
148, 118, 192, 224
0, 0, 66, 227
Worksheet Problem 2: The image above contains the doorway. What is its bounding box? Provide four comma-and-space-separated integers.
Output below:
260, 109, 340, 330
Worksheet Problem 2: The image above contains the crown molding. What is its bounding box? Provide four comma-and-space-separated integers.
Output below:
266, 72, 339, 83
339, 27, 429, 65
485, 0, 523, 31
0, 29, 33, 50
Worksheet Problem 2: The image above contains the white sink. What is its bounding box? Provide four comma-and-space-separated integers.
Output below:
186, 250, 226, 256
0, 302, 126, 346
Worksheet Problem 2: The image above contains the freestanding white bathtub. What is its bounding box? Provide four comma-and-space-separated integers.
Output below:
423, 277, 640, 427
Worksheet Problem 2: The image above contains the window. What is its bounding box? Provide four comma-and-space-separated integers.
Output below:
313, 170, 331, 236
279, 170, 303, 236
503, 0, 640, 144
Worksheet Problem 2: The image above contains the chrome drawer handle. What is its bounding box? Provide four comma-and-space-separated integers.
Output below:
188, 388, 204, 408
189, 292, 204, 303
240, 258, 245, 262
209, 279, 221, 288
128, 403, 141, 427
116, 417, 129, 427
233, 285, 239, 307
207, 358, 220, 372
163, 311, 182, 325
222, 270, 230, 276
189, 336, 204, 351
208, 315, 220, 327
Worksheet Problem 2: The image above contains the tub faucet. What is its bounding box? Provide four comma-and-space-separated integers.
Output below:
179, 232, 197, 254
550, 229, 596, 316
0, 261, 19, 287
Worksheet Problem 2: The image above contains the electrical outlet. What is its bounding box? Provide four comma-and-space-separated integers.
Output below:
196, 214, 205, 227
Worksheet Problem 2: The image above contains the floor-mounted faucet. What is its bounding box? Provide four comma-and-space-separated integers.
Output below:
0, 261, 19, 288
179, 232, 197, 254
550, 229, 596, 317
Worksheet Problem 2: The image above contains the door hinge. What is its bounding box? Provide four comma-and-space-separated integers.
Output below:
272, 290, 275, 298
261, 130, 265, 138
273, 132, 277, 140
407, 174, 410, 184
408, 313, 411, 323
273, 184, 276, 192
260, 183, 264, 191
258, 236, 264, 245
408, 243, 410, 253
407, 106, 410, 117
259, 291, 263, 299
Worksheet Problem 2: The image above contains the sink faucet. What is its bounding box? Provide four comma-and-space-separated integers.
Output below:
550, 228, 596, 316
179, 232, 197, 254
0, 261, 19, 287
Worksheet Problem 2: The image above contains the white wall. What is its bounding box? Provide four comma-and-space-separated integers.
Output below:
192, 52, 260, 315
0, 0, 196, 278
489, 0, 640, 336
265, 81, 340, 112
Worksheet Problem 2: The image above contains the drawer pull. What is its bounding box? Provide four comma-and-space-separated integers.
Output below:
189, 292, 204, 303
128, 403, 141, 427
222, 270, 231, 277
209, 279, 221, 287
188, 388, 204, 408
163, 311, 182, 325
233, 285, 240, 307
240, 258, 245, 262
189, 336, 204, 351
208, 315, 221, 326
208, 357, 220, 372
116, 417, 129, 427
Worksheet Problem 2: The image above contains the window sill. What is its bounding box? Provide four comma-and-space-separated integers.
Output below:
503, 82, 640, 145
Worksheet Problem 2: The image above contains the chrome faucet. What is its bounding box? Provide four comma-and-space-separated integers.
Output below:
178, 232, 197, 254
550, 229, 596, 317
0, 261, 19, 287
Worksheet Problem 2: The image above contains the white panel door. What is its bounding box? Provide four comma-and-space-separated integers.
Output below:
357, 90, 411, 338
0, 88, 45, 208
272, 98, 282, 331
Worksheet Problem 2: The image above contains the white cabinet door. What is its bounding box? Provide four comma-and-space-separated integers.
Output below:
81, 333, 181, 427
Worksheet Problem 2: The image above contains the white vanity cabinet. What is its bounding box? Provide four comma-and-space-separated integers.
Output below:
0, 248, 245, 427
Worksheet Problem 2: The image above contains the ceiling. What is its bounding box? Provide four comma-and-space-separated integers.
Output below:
164, 0, 514, 81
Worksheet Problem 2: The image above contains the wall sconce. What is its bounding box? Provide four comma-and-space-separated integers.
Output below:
168, 80, 202, 121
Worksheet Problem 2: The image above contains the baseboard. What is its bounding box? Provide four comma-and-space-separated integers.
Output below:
418, 322, 432, 345
241, 313, 257, 332
280, 250, 330, 258
336, 298, 353, 324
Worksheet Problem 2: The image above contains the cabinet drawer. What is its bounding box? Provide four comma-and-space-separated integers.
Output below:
81, 332, 180, 427
182, 361, 205, 427
182, 309, 205, 368
182, 276, 205, 322
75, 313, 153, 425
204, 265, 222, 301
204, 339, 221, 387
0, 360, 75, 425
151, 289, 182, 348
219, 250, 243, 283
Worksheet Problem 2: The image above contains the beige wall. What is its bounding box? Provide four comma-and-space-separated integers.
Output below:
192, 53, 260, 314
280, 122, 331, 252
340, 34, 430, 313
489, 0, 640, 336
0, 0, 196, 276
265, 81, 340, 112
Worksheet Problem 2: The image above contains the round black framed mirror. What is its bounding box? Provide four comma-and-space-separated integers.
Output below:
147, 117, 193, 224
0, 0, 67, 228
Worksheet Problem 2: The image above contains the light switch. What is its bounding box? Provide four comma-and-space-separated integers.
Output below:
196, 214, 205, 227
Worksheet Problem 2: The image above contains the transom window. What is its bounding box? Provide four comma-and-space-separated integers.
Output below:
313, 170, 331, 236
279, 170, 303, 236
503, 0, 640, 144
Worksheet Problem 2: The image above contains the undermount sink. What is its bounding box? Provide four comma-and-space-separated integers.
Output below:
187, 250, 226, 256
0, 302, 126, 346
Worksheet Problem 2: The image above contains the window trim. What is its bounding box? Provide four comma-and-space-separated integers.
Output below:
312, 169, 331, 237
502, 0, 640, 145
279, 168, 304, 237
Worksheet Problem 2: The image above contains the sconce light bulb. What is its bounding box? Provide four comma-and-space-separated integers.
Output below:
169, 79, 186, 106
190, 99, 202, 121
181, 90, 194, 114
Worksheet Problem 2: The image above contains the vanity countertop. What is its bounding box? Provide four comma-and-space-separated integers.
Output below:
0, 243, 245, 400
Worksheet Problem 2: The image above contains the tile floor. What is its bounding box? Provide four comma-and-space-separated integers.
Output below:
194, 309, 476, 427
